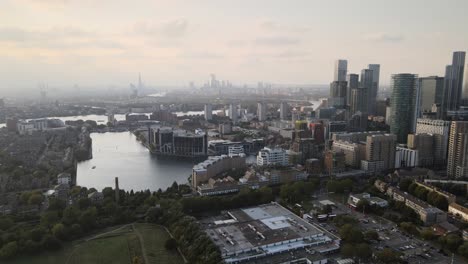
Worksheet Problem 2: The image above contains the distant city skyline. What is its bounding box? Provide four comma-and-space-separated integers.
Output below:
1, 0, 468, 90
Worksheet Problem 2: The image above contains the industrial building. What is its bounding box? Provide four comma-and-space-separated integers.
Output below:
201, 202, 340, 263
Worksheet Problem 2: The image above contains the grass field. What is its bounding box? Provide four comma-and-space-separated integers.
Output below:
7, 223, 184, 264
135, 223, 184, 264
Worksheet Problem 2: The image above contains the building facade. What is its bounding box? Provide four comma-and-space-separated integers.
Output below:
363, 134, 397, 172
442, 51, 466, 116
447, 121, 468, 178
415, 119, 451, 166
257, 102, 266, 121
334, 59, 348, 82
257, 147, 289, 166
204, 104, 212, 121
389, 73, 418, 143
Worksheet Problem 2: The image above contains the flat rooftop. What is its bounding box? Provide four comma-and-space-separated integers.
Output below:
201, 203, 340, 263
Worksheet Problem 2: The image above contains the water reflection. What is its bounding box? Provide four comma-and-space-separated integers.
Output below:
77, 132, 196, 191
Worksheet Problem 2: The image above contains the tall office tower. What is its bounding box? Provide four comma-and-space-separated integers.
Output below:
138, 73, 144, 90
346, 74, 359, 107
329, 81, 348, 108
229, 104, 237, 123
209, 73, 218, 88
441, 51, 466, 117
204, 104, 212, 121
363, 134, 397, 172
416, 76, 445, 117
447, 121, 468, 178
360, 69, 375, 114
416, 119, 451, 166
389, 73, 418, 143
463, 65, 468, 106
350, 87, 368, 114
280, 102, 289, 120
368, 64, 381, 114
257, 102, 266, 121
334, 59, 348, 82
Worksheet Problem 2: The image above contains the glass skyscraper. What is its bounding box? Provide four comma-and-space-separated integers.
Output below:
389, 73, 418, 143
442, 51, 465, 116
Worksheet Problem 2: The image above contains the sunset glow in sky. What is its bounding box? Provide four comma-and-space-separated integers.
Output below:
1, 0, 467, 88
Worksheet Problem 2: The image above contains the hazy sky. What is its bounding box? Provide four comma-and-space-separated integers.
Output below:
1, 0, 467, 89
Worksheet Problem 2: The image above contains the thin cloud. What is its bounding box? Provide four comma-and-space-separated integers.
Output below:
0, 26, 124, 50
255, 36, 300, 46
258, 19, 312, 33
365, 32, 405, 43
134, 19, 189, 38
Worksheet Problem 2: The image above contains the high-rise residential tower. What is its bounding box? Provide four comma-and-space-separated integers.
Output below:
229, 104, 237, 123
257, 102, 266, 121
447, 121, 468, 178
350, 87, 368, 114
360, 69, 375, 115
463, 64, 468, 106
280, 102, 289, 120
346, 74, 359, 108
415, 119, 451, 166
361, 134, 397, 173
416, 76, 444, 116
329, 81, 348, 108
368, 64, 380, 114
334, 60, 348, 82
442, 51, 466, 116
389, 73, 418, 143
204, 104, 212, 121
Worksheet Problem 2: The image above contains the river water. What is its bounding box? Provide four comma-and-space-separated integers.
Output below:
77, 132, 196, 192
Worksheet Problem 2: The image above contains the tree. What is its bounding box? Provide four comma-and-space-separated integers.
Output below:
146, 206, 163, 223
356, 199, 371, 214
399, 222, 419, 236
52, 223, 66, 240
364, 230, 379, 241
439, 234, 463, 251
374, 248, 402, 264
62, 206, 80, 225
339, 224, 364, 243
23, 240, 41, 255
20, 192, 32, 204
41, 234, 62, 250
79, 207, 97, 231
340, 243, 355, 257
399, 179, 413, 192
0, 242, 18, 260
458, 242, 468, 258
165, 238, 178, 251
420, 229, 436, 241
333, 215, 358, 227
433, 195, 448, 211
355, 243, 373, 260
28, 193, 44, 206
0, 217, 14, 231
29, 227, 46, 242
41, 211, 60, 228
78, 197, 91, 210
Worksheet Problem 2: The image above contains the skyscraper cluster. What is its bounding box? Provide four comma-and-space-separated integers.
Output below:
330, 59, 381, 117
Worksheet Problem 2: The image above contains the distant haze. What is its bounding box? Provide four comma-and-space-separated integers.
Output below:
1, 0, 467, 91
